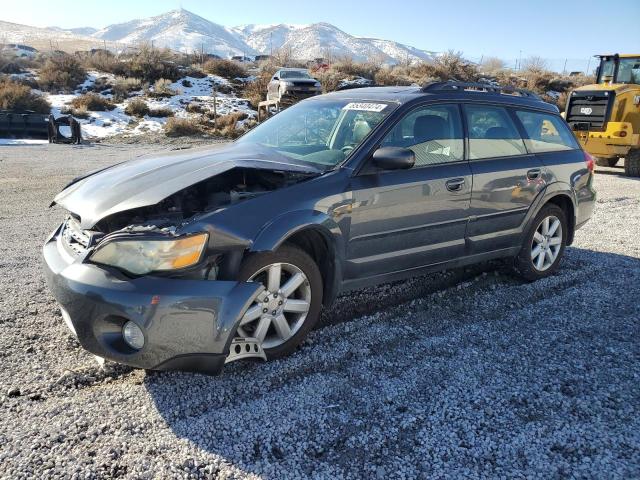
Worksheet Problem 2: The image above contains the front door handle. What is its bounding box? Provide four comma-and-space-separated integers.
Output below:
527, 168, 542, 180
445, 178, 465, 192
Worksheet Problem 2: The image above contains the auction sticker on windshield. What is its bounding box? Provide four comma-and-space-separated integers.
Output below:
342, 102, 387, 112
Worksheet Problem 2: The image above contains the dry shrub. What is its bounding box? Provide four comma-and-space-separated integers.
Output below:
70, 93, 115, 111
185, 102, 204, 114
428, 51, 479, 82
148, 106, 173, 117
60, 105, 90, 119
150, 78, 176, 97
242, 68, 275, 107
0, 79, 50, 113
124, 98, 149, 117
331, 57, 381, 79
164, 117, 203, 136
215, 111, 248, 128
83, 50, 119, 72
38, 54, 86, 92
374, 68, 414, 86
203, 59, 247, 79
113, 76, 143, 100
117, 45, 181, 83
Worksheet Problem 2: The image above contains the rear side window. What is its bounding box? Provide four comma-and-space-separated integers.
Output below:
464, 105, 526, 159
381, 104, 464, 166
515, 110, 579, 153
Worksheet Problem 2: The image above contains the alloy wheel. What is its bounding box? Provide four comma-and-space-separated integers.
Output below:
236, 262, 311, 349
530, 215, 563, 271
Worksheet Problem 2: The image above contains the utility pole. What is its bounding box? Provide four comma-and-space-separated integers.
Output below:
518, 50, 522, 71
562, 58, 567, 75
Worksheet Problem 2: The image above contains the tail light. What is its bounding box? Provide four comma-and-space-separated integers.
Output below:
584, 151, 595, 173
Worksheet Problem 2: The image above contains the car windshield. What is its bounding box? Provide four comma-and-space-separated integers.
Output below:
237, 99, 396, 168
280, 70, 312, 79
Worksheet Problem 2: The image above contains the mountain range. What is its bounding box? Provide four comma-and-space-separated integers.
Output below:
1, 9, 437, 64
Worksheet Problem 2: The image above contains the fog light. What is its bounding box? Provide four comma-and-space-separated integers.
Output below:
122, 321, 145, 350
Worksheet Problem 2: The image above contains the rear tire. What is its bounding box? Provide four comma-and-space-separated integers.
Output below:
595, 157, 618, 167
514, 204, 567, 281
237, 245, 323, 360
624, 149, 640, 177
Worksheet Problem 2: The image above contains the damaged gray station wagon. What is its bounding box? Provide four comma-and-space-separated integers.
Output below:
43, 81, 596, 375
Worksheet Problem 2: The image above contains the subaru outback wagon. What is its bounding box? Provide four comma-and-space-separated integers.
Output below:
43, 81, 596, 374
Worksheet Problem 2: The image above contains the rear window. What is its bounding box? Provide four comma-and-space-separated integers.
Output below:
515, 110, 580, 153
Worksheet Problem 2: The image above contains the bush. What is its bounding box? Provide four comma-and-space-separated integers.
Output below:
164, 117, 202, 136
214, 111, 248, 128
374, 68, 414, 87
148, 106, 174, 117
331, 57, 381, 80
60, 105, 90, 119
242, 67, 276, 107
112, 76, 143, 100
38, 54, 86, 92
116, 45, 181, 83
0, 79, 50, 113
185, 102, 204, 114
203, 59, 247, 79
150, 78, 176, 97
83, 50, 119, 73
124, 98, 149, 117
70, 93, 115, 111
428, 51, 479, 82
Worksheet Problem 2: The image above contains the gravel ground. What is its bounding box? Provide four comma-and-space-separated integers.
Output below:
0, 144, 639, 479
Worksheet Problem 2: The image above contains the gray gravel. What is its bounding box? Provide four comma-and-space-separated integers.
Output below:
0, 144, 639, 479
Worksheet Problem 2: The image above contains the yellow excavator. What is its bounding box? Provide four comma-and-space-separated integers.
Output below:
565, 54, 640, 176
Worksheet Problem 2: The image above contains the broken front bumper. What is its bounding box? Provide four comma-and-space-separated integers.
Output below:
42, 228, 263, 375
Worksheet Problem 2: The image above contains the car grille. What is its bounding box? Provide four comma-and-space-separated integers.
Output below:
566, 91, 615, 130
61, 216, 92, 257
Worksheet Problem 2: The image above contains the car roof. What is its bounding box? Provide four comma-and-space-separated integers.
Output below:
316, 85, 559, 113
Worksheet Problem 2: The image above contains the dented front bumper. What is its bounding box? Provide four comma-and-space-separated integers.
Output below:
42, 228, 263, 375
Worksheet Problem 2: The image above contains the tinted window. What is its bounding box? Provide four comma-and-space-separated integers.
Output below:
464, 105, 526, 159
515, 110, 579, 153
381, 104, 464, 166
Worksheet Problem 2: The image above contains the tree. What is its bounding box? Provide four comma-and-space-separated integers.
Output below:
480, 56, 507, 74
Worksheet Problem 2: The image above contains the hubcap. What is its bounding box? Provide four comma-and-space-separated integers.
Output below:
531, 215, 563, 271
237, 263, 311, 349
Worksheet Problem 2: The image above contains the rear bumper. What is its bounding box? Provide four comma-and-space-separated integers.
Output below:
573, 122, 639, 157
42, 228, 263, 375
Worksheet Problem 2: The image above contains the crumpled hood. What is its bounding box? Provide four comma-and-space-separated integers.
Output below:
53, 142, 320, 229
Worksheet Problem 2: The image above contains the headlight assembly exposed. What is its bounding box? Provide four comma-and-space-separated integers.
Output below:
89, 233, 208, 275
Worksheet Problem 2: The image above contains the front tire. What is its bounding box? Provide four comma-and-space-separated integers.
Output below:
236, 245, 323, 359
624, 149, 640, 177
515, 204, 567, 281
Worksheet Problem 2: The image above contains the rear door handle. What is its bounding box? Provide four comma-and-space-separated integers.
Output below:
527, 168, 542, 180
445, 178, 465, 192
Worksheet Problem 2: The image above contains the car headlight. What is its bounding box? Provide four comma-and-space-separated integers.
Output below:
313, 82, 321, 88
89, 233, 208, 275
282, 81, 295, 87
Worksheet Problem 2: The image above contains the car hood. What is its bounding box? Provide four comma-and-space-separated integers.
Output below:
53, 142, 321, 229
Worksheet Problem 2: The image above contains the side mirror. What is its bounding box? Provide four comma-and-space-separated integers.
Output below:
273, 76, 279, 81
372, 147, 415, 170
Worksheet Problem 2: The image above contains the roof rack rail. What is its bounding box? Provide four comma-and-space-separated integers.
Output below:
421, 81, 542, 100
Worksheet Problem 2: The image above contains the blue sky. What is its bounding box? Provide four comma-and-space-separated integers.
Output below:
2, 0, 639, 71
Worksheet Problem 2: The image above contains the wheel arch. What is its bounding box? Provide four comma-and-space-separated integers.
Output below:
250, 210, 345, 306
527, 183, 577, 246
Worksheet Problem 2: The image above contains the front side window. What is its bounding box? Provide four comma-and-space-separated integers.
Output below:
381, 104, 464, 166
238, 99, 395, 168
515, 110, 579, 153
464, 105, 526, 159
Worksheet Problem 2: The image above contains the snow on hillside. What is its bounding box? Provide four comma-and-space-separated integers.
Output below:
39, 71, 256, 139
91, 9, 255, 57
1, 9, 438, 64
238, 22, 437, 64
